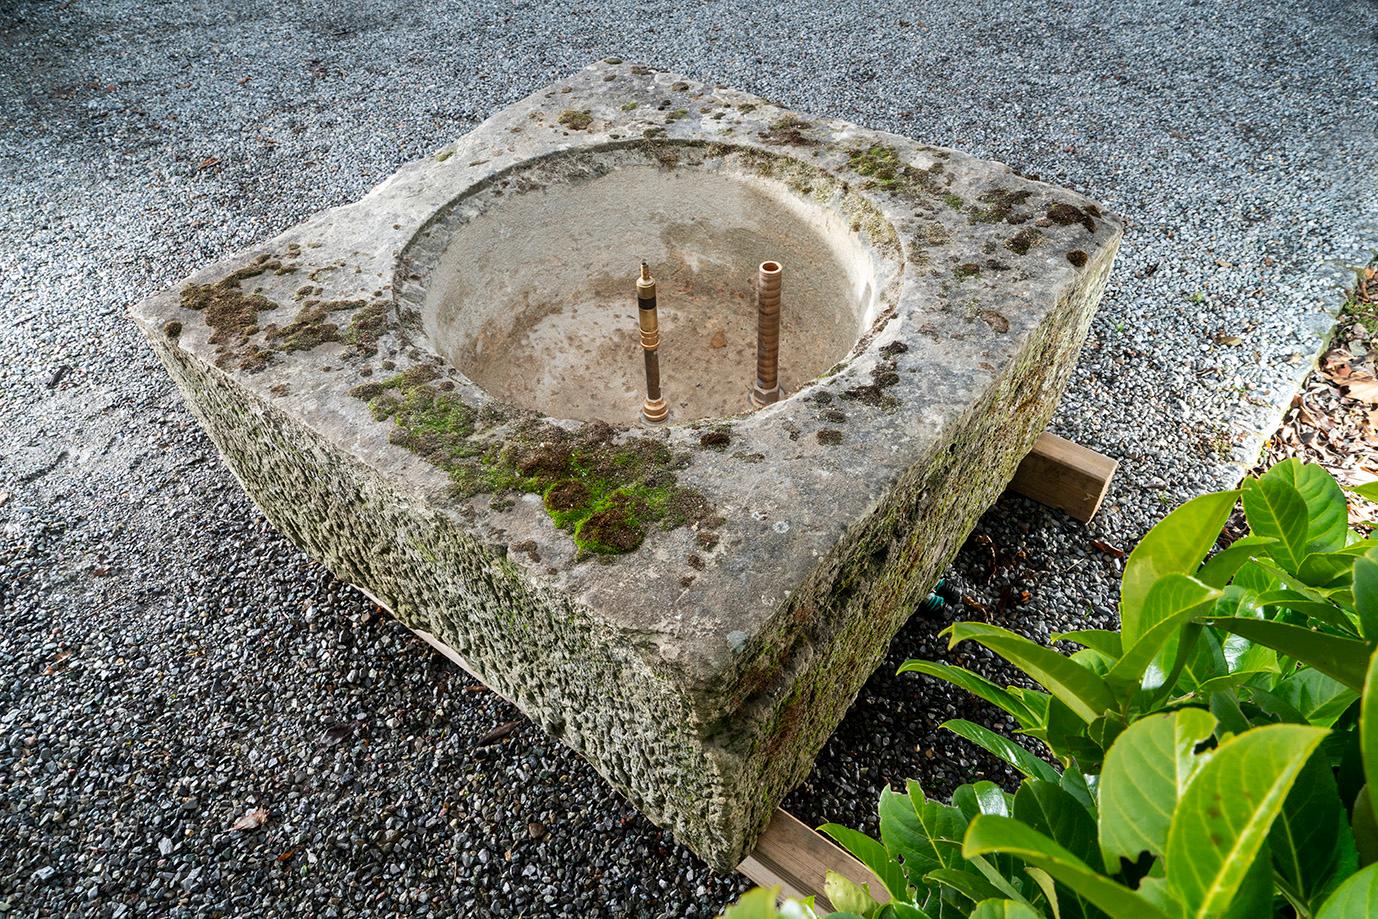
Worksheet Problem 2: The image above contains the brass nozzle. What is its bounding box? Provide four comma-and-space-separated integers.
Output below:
751, 260, 783, 407
637, 262, 668, 425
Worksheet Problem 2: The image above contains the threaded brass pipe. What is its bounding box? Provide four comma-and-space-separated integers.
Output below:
637, 262, 669, 425
750, 260, 783, 407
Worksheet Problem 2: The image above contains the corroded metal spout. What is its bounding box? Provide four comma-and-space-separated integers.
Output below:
750, 260, 783, 407
637, 262, 669, 425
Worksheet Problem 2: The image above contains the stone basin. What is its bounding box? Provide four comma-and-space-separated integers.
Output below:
129, 60, 1121, 870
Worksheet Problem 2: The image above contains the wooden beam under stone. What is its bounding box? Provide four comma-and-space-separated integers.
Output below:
1009, 432, 1118, 523
736, 809, 890, 911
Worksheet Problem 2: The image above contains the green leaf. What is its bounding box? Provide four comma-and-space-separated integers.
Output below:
1122, 489, 1240, 640
1052, 629, 1123, 658
969, 900, 1042, 919
1022, 867, 1061, 919
719, 886, 785, 919
818, 824, 909, 901
1060, 768, 1098, 820
877, 782, 965, 881
1242, 474, 1311, 574
923, 867, 1005, 907
1266, 458, 1349, 555
1348, 482, 1378, 503
876, 905, 931, 919
1105, 575, 1220, 691
1164, 723, 1330, 917
943, 623, 1115, 723
1099, 708, 1217, 866
952, 781, 1011, 821
897, 661, 1039, 728
825, 871, 880, 918
1272, 667, 1359, 727
963, 815, 1170, 919
1298, 552, 1360, 592
1271, 750, 1356, 913
1317, 863, 1378, 918
1013, 780, 1099, 876
1363, 649, 1378, 834
1355, 552, 1378, 639
941, 720, 1061, 784
1202, 617, 1373, 690
1197, 535, 1275, 588
1352, 786, 1378, 867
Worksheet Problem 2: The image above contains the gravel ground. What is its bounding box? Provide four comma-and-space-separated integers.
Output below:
2, 1, 1376, 916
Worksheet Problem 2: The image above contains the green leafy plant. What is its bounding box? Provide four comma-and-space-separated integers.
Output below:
719, 463, 1378, 918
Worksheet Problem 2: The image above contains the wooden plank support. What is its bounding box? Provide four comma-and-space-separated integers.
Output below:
737, 809, 889, 911
1009, 432, 1118, 523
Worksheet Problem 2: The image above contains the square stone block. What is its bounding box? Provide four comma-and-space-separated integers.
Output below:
130, 60, 1121, 870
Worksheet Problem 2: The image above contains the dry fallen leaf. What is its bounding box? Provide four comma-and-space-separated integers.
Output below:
232, 807, 269, 832
195, 156, 220, 172
1344, 378, 1378, 405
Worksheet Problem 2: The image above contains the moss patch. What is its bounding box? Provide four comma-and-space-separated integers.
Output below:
1006, 228, 1043, 255
352, 370, 714, 556
343, 300, 390, 356
954, 262, 982, 280
968, 187, 1033, 224
841, 356, 903, 409
558, 110, 593, 131
846, 144, 942, 197
1047, 201, 1097, 232
179, 254, 283, 371
759, 115, 815, 147
263, 299, 361, 353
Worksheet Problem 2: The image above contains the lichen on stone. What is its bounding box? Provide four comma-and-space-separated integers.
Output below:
967, 187, 1033, 224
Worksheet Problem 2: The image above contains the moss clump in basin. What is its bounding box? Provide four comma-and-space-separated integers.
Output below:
351, 367, 713, 556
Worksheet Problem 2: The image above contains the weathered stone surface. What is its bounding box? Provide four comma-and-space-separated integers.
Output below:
129, 60, 1121, 870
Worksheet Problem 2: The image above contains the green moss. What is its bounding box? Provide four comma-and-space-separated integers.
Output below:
954, 262, 982, 280
558, 110, 593, 131
1047, 201, 1097, 232
758, 115, 815, 146
435, 150, 453, 162
846, 144, 942, 198
942, 192, 966, 211
665, 108, 689, 123
621, 101, 638, 111
262, 299, 365, 354
967, 187, 1032, 224
179, 254, 283, 371
343, 300, 390, 356
352, 373, 713, 555
1006, 228, 1043, 255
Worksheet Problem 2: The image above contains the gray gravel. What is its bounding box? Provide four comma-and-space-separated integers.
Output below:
2, 1, 1376, 916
